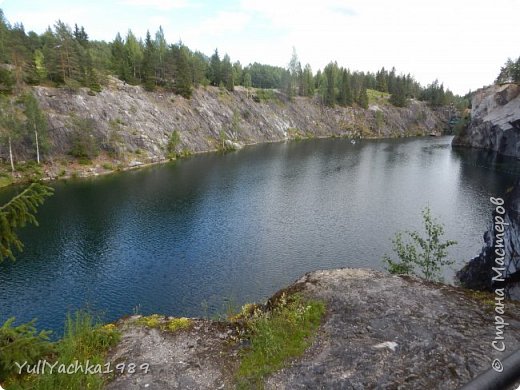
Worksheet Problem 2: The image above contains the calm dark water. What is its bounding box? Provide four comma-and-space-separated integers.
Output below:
1, 136, 519, 335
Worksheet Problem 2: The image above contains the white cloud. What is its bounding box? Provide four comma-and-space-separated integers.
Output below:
234, 0, 520, 94
120, 0, 189, 10
181, 11, 252, 48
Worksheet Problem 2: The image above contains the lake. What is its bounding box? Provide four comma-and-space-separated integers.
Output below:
1, 136, 519, 335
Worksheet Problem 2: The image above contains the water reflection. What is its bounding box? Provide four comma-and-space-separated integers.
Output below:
0, 137, 518, 334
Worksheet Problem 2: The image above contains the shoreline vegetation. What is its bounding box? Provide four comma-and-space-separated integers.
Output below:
0, 7, 467, 190
0, 131, 453, 190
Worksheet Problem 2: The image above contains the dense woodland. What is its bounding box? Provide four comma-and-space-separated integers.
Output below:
0, 9, 479, 170
0, 9, 466, 109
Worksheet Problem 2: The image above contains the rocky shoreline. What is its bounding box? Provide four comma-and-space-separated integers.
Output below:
1, 77, 450, 187
105, 268, 520, 389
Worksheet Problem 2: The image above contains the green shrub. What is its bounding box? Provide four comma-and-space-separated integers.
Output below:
6, 311, 120, 390
236, 294, 325, 388
0, 318, 54, 382
134, 315, 192, 332
78, 157, 92, 165
166, 130, 181, 158
0, 68, 15, 95
69, 117, 100, 159
383, 206, 457, 281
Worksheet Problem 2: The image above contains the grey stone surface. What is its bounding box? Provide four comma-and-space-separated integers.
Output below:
105, 269, 520, 389
457, 180, 520, 298
27, 77, 447, 163
453, 83, 520, 157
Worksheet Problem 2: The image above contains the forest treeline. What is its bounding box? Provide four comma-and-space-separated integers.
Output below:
496, 56, 520, 84
0, 9, 467, 110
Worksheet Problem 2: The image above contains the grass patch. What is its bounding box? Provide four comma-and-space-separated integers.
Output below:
464, 289, 495, 307
367, 89, 390, 105
252, 89, 280, 104
134, 315, 192, 333
0, 175, 12, 188
2, 311, 120, 390
235, 293, 325, 389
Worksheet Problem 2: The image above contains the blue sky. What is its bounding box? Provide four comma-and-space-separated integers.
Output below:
1, 0, 519, 95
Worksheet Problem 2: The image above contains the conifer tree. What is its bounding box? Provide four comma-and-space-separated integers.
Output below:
323, 62, 336, 107
302, 64, 314, 97
243, 71, 252, 97
125, 30, 143, 82
358, 87, 369, 109
390, 77, 407, 107
208, 49, 221, 86
111, 33, 129, 81
190, 51, 208, 86
339, 69, 353, 106
221, 54, 234, 91
24, 93, 48, 163
154, 26, 167, 83
142, 30, 156, 90
0, 183, 54, 262
174, 44, 192, 98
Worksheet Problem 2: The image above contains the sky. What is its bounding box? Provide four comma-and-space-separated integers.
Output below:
1, 0, 519, 95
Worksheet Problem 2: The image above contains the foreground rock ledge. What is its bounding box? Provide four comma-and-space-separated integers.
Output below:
106, 268, 520, 389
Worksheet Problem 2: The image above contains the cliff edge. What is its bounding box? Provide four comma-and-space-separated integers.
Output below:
452, 83, 520, 157
105, 268, 520, 389
0, 78, 449, 183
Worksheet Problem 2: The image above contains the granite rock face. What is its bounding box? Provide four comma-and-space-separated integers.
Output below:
18, 77, 447, 163
457, 180, 520, 299
452, 83, 520, 157
105, 269, 520, 389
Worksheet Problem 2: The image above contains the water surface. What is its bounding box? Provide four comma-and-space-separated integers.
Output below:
1, 136, 518, 334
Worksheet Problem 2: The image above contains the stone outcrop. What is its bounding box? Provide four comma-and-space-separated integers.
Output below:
452, 83, 520, 298
452, 83, 520, 157
24, 77, 446, 164
105, 268, 520, 389
457, 180, 520, 299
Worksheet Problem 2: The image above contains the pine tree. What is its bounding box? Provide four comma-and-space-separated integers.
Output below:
243, 71, 252, 98
142, 30, 156, 90
323, 62, 336, 107
390, 79, 407, 107
125, 30, 143, 82
54, 20, 80, 82
111, 33, 129, 81
302, 64, 314, 97
376, 68, 388, 92
190, 51, 208, 86
0, 183, 54, 262
24, 93, 48, 163
221, 54, 234, 91
287, 47, 301, 98
154, 26, 167, 84
339, 69, 353, 106
209, 49, 221, 86
358, 87, 369, 109
174, 44, 193, 98
0, 100, 23, 173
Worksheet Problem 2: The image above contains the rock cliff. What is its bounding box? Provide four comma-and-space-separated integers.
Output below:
452, 83, 520, 157
457, 180, 520, 299
22, 78, 446, 171
106, 268, 520, 389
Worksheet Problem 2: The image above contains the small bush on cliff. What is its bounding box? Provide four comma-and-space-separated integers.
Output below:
383, 206, 457, 282
235, 293, 325, 388
69, 117, 100, 159
1, 311, 119, 389
0, 318, 54, 382
166, 130, 181, 158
